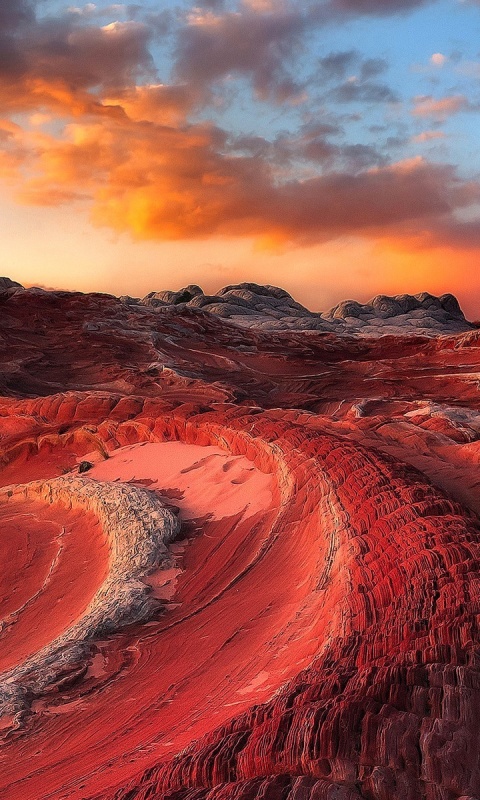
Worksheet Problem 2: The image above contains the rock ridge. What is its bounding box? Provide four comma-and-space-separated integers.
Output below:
0, 475, 180, 723
1, 276, 474, 336
140, 282, 472, 335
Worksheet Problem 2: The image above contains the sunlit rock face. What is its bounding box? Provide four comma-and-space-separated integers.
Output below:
0, 279, 480, 800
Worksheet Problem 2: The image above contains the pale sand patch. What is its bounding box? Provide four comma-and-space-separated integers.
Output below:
89, 442, 274, 522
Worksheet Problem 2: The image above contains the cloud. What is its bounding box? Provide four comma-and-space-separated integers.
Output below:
266, 158, 479, 243
9, 97, 477, 252
412, 130, 446, 142
0, 1, 34, 81
430, 52, 447, 66
173, 2, 404, 105
412, 94, 471, 118
326, 0, 434, 14
242, 0, 279, 10
317, 50, 389, 82
340, 142, 387, 168
0, 0, 34, 32
455, 60, 480, 79
0, 119, 28, 180
174, 7, 308, 103
317, 50, 357, 81
22, 19, 156, 90
329, 78, 398, 104
67, 4, 127, 17
360, 57, 389, 79
192, 0, 226, 8
96, 150, 480, 247
0, 8, 160, 120
0, 0, 430, 124
172, 0, 410, 105
0, 0, 475, 264
273, 122, 386, 169
1, 6, 173, 126
315, 51, 396, 104
103, 83, 196, 125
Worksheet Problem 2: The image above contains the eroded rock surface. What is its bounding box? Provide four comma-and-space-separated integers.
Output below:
0, 476, 180, 723
0, 279, 479, 800
140, 283, 472, 335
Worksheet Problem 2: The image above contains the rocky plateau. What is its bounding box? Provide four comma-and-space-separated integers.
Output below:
0, 278, 480, 800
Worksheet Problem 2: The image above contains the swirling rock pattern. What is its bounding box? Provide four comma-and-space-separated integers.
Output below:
0, 476, 180, 723
0, 281, 479, 800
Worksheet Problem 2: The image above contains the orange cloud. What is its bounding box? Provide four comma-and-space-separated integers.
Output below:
92, 144, 476, 243
0, 0, 479, 278
430, 52, 447, 67
3, 96, 479, 257
412, 130, 446, 142
102, 84, 196, 125
412, 94, 469, 118
0, 119, 29, 180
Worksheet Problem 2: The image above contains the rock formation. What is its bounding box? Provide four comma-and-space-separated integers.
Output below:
138, 283, 472, 335
0, 279, 479, 800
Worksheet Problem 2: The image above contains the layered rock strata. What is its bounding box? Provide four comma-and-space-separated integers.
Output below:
0, 281, 479, 800
0, 476, 179, 723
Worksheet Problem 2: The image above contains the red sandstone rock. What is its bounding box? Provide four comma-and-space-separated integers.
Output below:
0, 285, 479, 800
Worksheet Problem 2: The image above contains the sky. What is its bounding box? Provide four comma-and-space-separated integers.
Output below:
1, 0, 480, 315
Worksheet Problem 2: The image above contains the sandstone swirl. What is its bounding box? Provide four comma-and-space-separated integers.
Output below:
0, 281, 479, 800
0, 476, 179, 723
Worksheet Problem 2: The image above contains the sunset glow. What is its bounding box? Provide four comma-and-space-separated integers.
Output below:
1, 0, 480, 313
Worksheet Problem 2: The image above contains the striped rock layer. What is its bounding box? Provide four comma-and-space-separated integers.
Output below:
0, 284, 479, 800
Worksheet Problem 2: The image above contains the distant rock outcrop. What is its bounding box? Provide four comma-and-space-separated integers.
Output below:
0, 276, 23, 292
139, 282, 472, 335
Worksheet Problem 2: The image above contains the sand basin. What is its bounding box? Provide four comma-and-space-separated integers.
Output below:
89, 441, 274, 522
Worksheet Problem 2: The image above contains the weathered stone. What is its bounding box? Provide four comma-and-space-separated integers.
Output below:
0, 281, 479, 800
